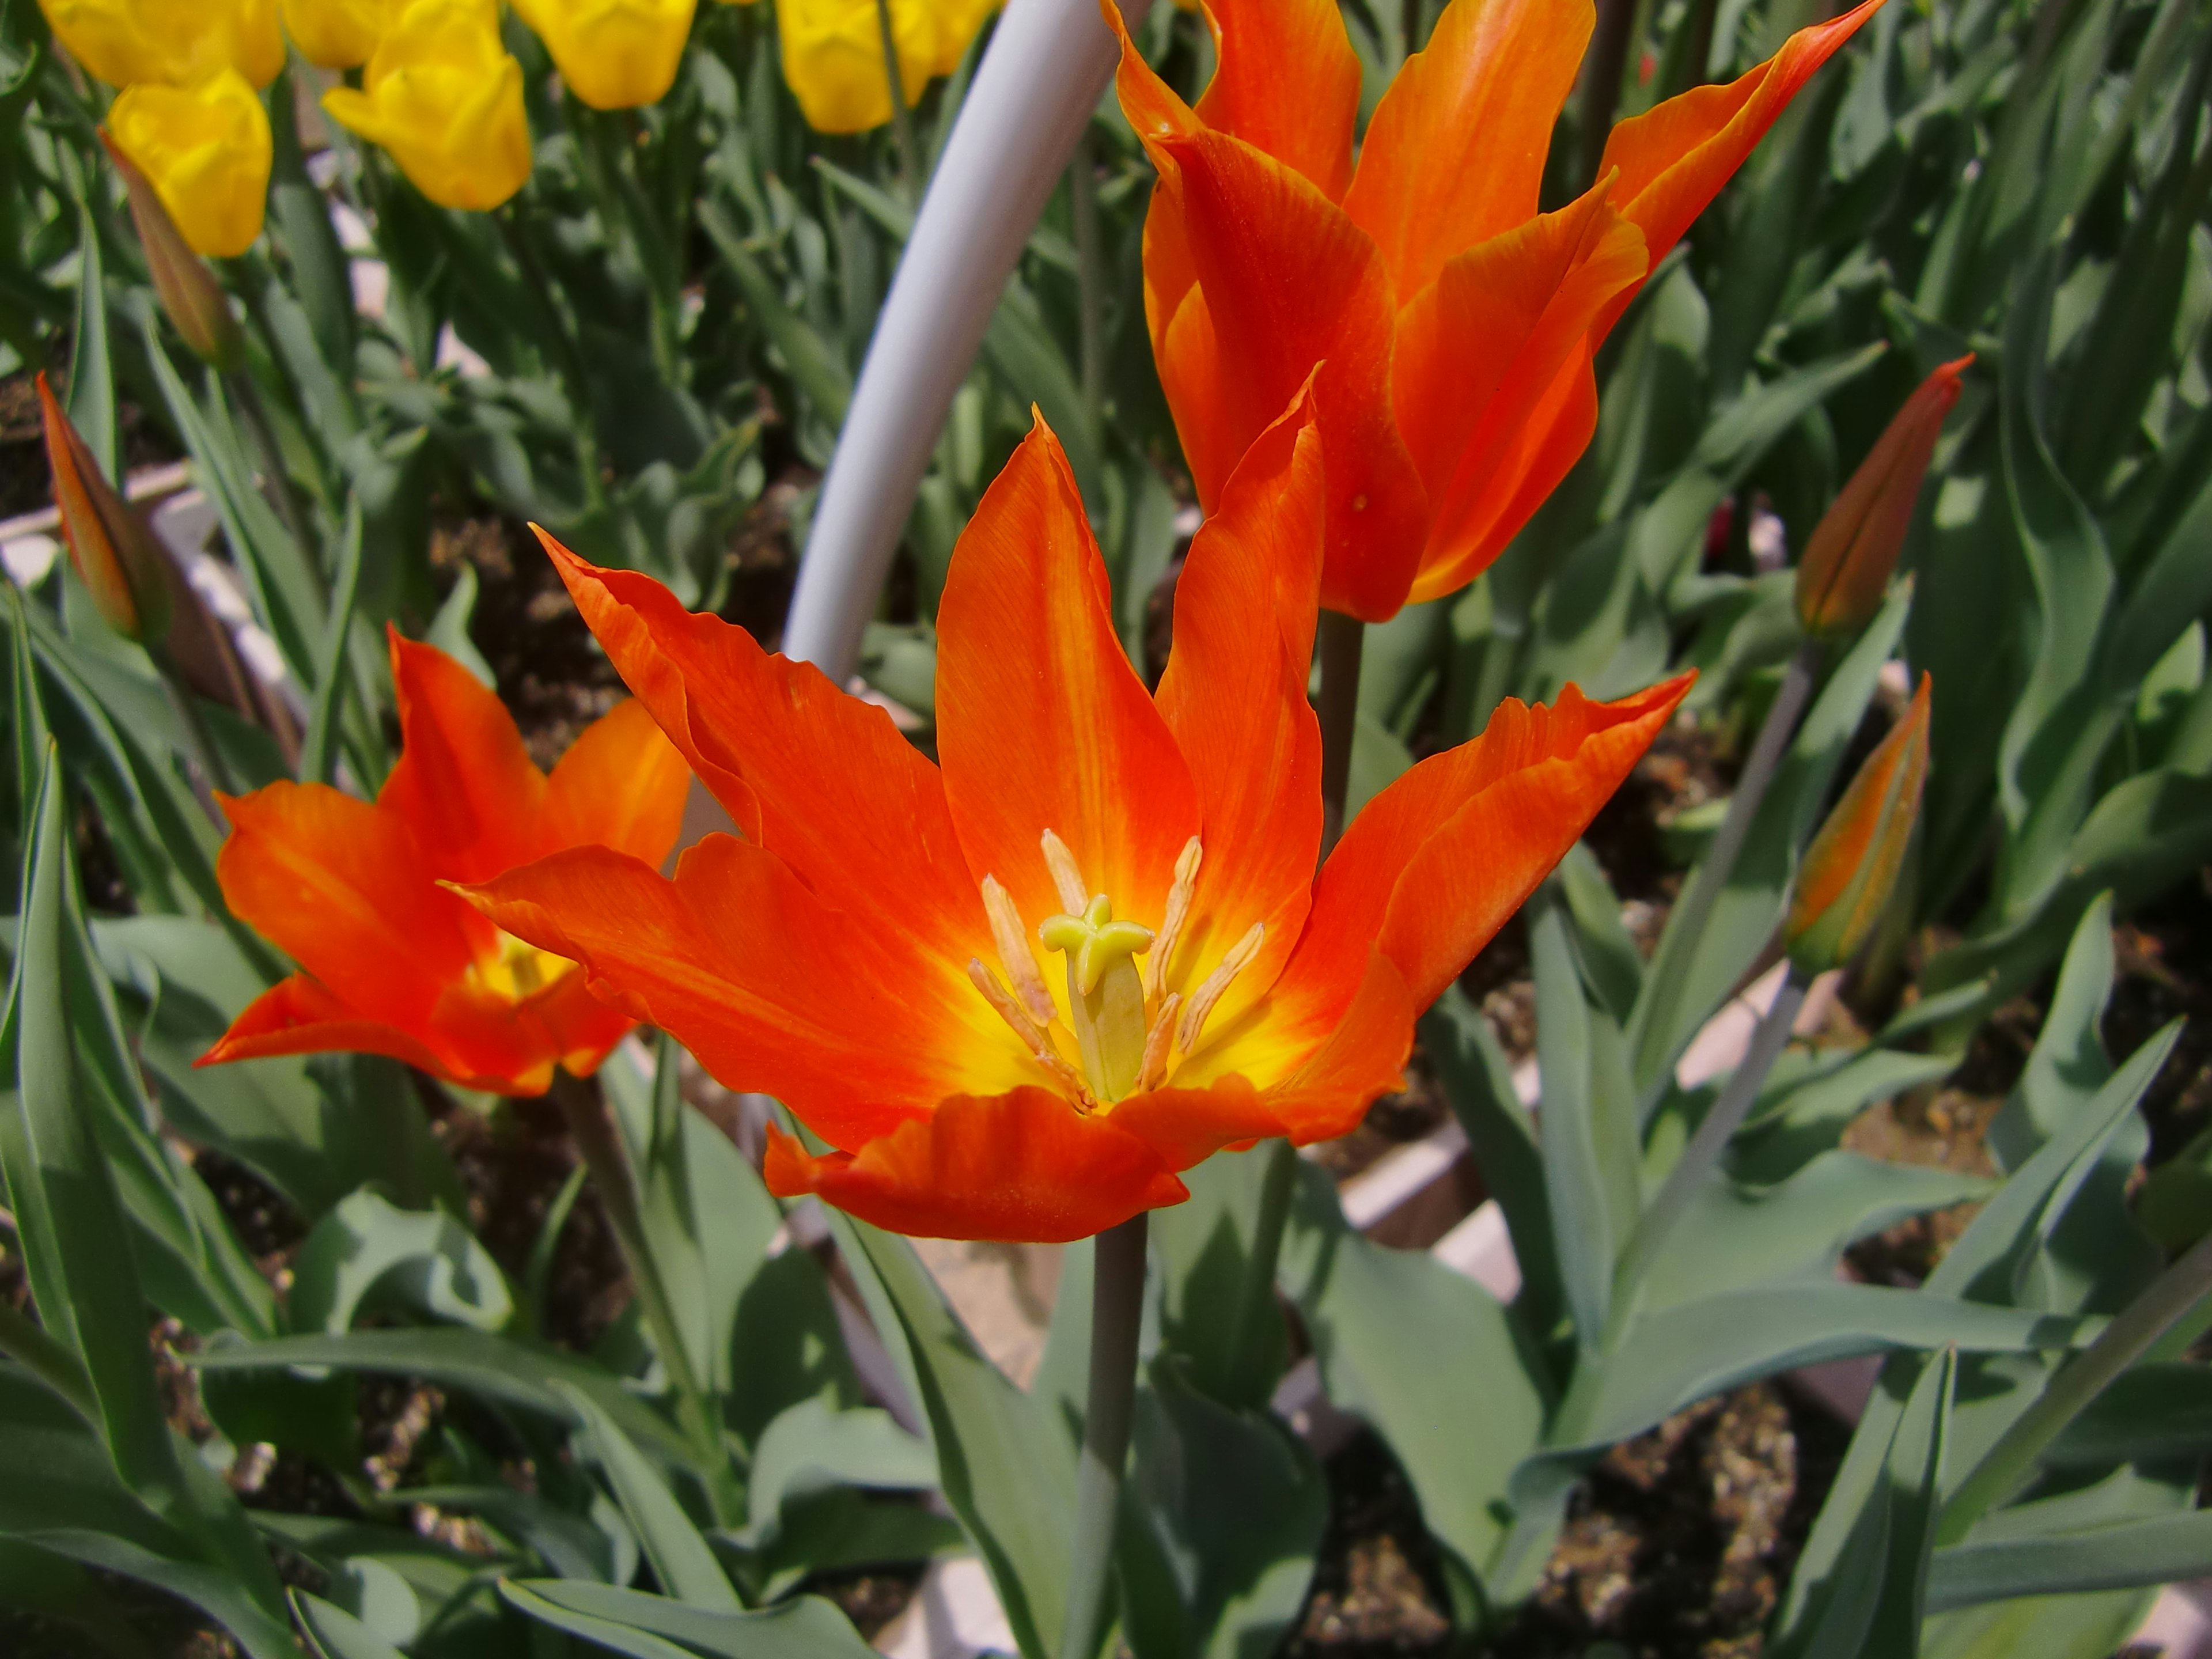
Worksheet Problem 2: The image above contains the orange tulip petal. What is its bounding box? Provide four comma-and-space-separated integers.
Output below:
1343, 0, 1594, 298
462, 838, 1036, 1150
1597, 0, 1883, 335
1394, 184, 1647, 588
378, 629, 548, 883
763, 1091, 1189, 1244
1153, 389, 1325, 1025
538, 695, 694, 866
1258, 948, 1416, 1142
539, 535, 991, 972
1272, 675, 1694, 1031
1787, 672, 1930, 956
1104, 1075, 1285, 1172
198, 974, 562, 1097
1156, 128, 1428, 620
217, 781, 478, 1027
1192, 0, 1361, 202
525, 967, 640, 1080
935, 416, 1201, 934
1408, 355, 1603, 605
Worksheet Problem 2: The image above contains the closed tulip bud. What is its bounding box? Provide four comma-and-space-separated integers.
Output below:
777, 0, 934, 135
37, 374, 173, 646
1786, 672, 1931, 976
106, 71, 273, 260
512, 0, 698, 110
322, 0, 533, 212
38, 0, 283, 89
99, 132, 246, 369
281, 0, 397, 69
1797, 357, 1972, 638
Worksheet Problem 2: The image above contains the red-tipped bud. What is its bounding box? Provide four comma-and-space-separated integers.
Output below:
37, 374, 175, 646
1786, 672, 1931, 975
1796, 357, 1972, 637
99, 129, 246, 370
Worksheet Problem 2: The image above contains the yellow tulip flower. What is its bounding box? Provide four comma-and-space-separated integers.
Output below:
920, 0, 998, 77
106, 70, 273, 259
281, 0, 399, 69
511, 0, 699, 111
39, 0, 283, 89
323, 0, 534, 212
775, 0, 935, 134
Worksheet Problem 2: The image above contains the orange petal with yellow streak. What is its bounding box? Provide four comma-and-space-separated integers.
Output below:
763, 1090, 1188, 1244
935, 415, 1200, 937
537, 695, 695, 868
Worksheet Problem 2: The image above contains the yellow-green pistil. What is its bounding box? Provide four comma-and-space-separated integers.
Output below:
1039, 895, 1154, 1103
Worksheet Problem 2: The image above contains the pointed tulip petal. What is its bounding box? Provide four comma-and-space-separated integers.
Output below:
1344, 0, 1594, 298
1598, 0, 1884, 332
936, 416, 1200, 933
217, 782, 479, 1028
1192, 0, 1361, 202
1272, 675, 1693, 1031
1787, 672, 1930, 972
199, 975, 484, 1080
377, 628, 547, 883
537, 533, 991, 972
1154, 389, 1324, 1025
539, 696, 694, 868
1258, 949, 1416, 1142
1393, 185, 1648, 592
763, 1090, 1188, 1244
1157, 130, 1428, 619
463, 838, 1040, 1152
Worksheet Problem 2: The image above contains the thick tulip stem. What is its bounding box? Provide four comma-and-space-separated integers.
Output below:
875, 0, 923, 207
1059, 1211, 1148, 1659
1317, 610, 1365, 857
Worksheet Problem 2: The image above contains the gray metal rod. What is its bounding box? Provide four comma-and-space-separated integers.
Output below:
779, 0, 1155, 680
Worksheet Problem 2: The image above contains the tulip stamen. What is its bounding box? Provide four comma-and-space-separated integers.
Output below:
980, 874, 1056, 1026
1177, 923, 1265, 1053
1039, 891, 1156, 1104
1138, 993, 1181, 1093
1147, 837, 1203, 998
1040, 829, 1090, 914
967, 957, 1093, 1104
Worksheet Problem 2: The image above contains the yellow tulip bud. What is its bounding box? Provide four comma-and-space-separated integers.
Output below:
777, 0, 934, 134
107, 71, 272, 260
38, 0, 283, 89
281, 0, 399, 69
39, 374, 175, 646
322, 0, 533, 212
511, 0, 698, 111
99, 131, 247, 368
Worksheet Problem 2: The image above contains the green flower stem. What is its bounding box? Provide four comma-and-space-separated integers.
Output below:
149, 641, 236, 808
875, 0, 923, 209
495, 208, 609, 518
547, 1070, 741, 1524
1316, 609, 1366, 858
1637, 633, 1821, 1100
1937, 1225, 2212, 1546
1610, 961, 1808, 1332
1059, 1211, 1149, 1659
221, 359, 321, 590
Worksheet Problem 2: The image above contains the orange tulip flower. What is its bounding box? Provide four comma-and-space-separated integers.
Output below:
200, 630, 693, 1094
463, 396, 1690, 1242
1111, 0, 1885, 622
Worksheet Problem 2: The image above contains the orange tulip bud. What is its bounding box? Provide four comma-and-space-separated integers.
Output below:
100, 131, 246, 370
1797, 357, 1972, 638
1786, 672, 1931, 975
37, 373, 174, 646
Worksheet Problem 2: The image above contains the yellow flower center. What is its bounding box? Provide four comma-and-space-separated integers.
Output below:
472, 928, 574, 1004
965, 831, 1262, 1107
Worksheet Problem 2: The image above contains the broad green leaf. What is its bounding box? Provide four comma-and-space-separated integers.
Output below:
190, 1327, 691, 1461
1282, 1161, 1547, 1600
423, 563, 496, 690
737, 1397, 933, 1546
288, 1189, 515, 1336
828, 1214, 1073, 1659
1929, 1509, 2212, 1612
1150, 1145, 1290, 1411
67, 195, 115, 479
500, 1579, 878, 1659
293, 1590, 410, 1659
555, 1381, 741, 1611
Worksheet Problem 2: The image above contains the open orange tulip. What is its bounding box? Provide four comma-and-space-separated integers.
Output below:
1111, 0, 1884, 622
199, 630, 693, 1094
463, 396, 1690, 1242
